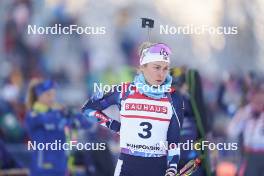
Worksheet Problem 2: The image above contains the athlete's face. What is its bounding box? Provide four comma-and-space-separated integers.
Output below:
37, 89, 56, 108
140, 61, 169, 86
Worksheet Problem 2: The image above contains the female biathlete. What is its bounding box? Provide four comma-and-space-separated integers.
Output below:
25, 79, 91, 176
82, 42, 184, 176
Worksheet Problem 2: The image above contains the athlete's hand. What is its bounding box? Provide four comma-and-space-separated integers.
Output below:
93, 111, 110, 124
165, 167, 177, 176
83, 109, 110, 124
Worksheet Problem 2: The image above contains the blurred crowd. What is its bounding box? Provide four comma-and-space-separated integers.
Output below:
0, 0, 264, 176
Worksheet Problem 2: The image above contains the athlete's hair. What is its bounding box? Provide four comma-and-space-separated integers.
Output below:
26, 78, 42, 110
138, 42, 153, 57
137, 42, 158, 72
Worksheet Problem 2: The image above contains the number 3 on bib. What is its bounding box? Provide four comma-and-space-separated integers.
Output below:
138, 122, 152, 139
